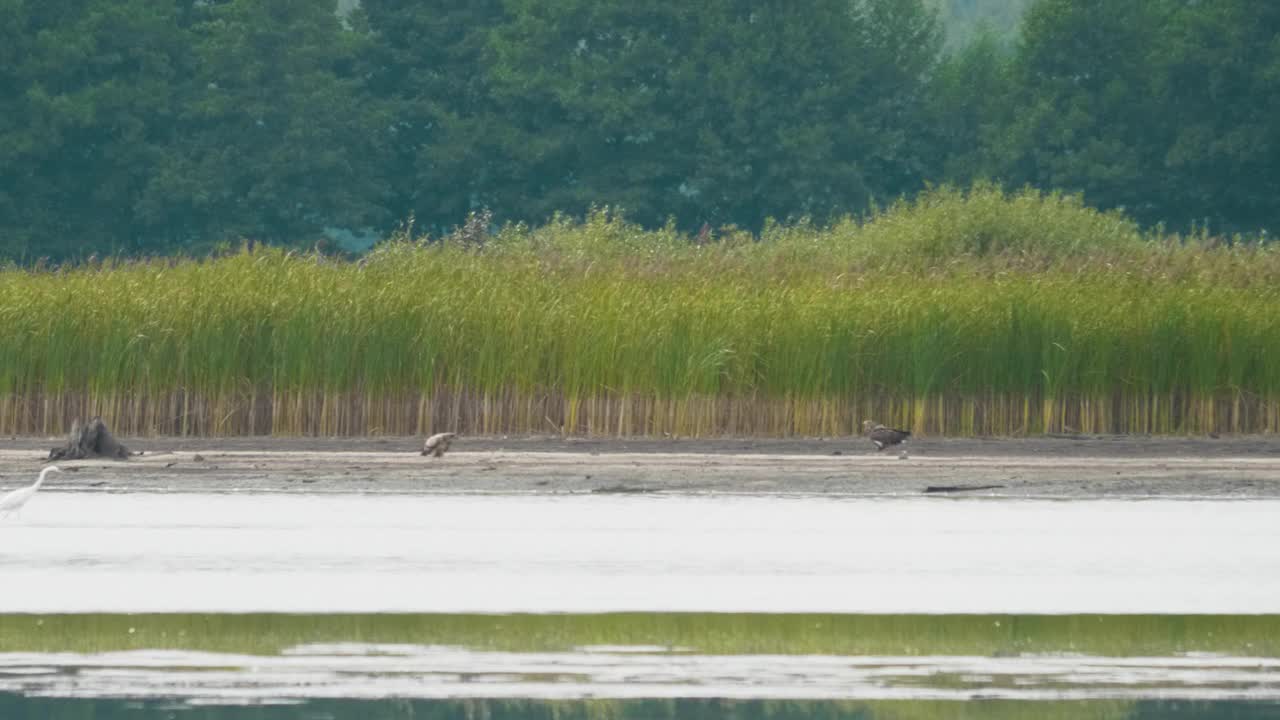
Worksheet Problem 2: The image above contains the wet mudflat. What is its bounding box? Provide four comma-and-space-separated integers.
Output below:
1, 433, 1278, 498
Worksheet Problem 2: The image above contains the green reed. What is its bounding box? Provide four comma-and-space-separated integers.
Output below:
2, 613, 1277, 658
1, 185, 1277, 437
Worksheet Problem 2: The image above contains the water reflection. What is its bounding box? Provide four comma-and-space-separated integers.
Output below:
4, 613, 1278, 658
1, 642, 1278, 704
2, 696, 1279, 720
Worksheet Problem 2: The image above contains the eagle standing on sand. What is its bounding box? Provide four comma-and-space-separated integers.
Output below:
421, 432, 458, 458
863, 420, 910, 451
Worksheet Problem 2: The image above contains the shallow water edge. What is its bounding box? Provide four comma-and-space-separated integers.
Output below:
1, 613, 1279, 710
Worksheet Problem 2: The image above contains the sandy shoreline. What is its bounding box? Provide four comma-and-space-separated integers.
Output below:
0, 434, 1276, 499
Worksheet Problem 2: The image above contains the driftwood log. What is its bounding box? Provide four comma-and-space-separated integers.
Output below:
47, 416, 133, 461
923, 484, 1006, 494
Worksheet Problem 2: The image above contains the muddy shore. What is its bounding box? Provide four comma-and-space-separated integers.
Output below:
0, 434, 1276, 499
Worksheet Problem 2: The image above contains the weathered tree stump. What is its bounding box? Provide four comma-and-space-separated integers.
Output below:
47, 416, 133, 461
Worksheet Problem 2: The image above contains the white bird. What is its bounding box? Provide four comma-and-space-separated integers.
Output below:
0, 466, 62, 519
421, 432, 458, 458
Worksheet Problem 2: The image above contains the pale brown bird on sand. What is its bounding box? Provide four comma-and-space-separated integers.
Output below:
863, 420, 911, 451
421, 432, 458, 458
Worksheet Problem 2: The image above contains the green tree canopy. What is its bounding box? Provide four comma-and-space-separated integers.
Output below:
483, 0, 942, 230
982, 0, 1280, 236
0, 0, 187, 259
928, 29, 1014, 184
3, 0, 1280, 262
359, 0, 507, 235
1158, 0, 1280, 233
995, 0, 1173, 225
135, 0, 392, 250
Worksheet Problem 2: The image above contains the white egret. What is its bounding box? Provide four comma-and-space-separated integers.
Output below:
863, 420, 911, 452
0, 466, 62, 519
421, 432, 458, 458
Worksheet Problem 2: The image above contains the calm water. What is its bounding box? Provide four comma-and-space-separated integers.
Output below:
0, 494, 1277, 613
2, 640, 1279, 702
3, 696, 1279, 720
1, 493, 1278, 716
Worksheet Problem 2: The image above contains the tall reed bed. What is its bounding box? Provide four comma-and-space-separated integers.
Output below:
1, 186, 1277, 436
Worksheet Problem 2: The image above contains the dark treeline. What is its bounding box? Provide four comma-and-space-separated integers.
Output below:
1, 0, 1276, 260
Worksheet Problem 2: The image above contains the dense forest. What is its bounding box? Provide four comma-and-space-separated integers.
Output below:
2, 0, 1278, 438
1, 0, 1277, 261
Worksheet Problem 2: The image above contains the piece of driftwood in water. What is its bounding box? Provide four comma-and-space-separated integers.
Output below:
923, 484, 1006, 494
47, 416, 133, 461
591, 483, 659, 494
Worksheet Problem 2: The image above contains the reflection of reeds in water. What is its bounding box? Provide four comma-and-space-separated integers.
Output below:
0, 696, 1156, 720
2, 613, 1277, 658
2, 186, 1278, 437
0, 613, 1271, 718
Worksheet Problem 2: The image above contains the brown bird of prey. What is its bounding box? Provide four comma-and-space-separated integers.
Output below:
421, 432, 458, 458
863, 420, 911, 451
